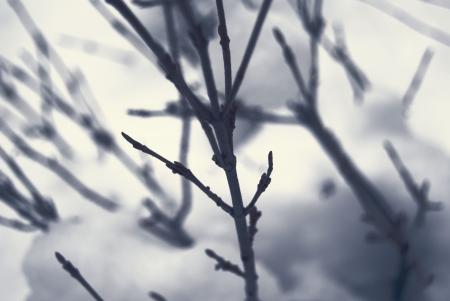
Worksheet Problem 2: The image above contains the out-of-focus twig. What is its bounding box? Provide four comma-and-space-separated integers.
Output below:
58, 34, 138, 66
420, 0, 450, 10
0, 146, 58, 221
321, 24, 371, 102
128, 101, 298, 125
0, 215, 38, 232
148, 291, 168, 301
402, 48, 434, 117
0, 170, 49, 230
357, 0, 450, 47
384, 140, 442, 227
0, 120, 118, 211
205, 248, 245, 278
0, 63, 73, 158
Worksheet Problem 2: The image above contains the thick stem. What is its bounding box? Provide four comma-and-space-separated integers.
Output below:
215, 123, 260, 301
224, 167, 259, 301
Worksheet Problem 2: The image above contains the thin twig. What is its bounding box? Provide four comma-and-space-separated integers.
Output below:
0, 170, 49, 230
243, 151, 273, 215
0, 65, 73, 158
90, 0, 156, 63
177, 1, 221, 114
357, 0, 450, 47
133, 0, 171, 8
128, 102, 298, 125
0, 121, 118, 211
402, 48, 434, 117
149, 291, 168, 301
55, 252, 105, 301
205, 248, 245, 278
215, 0, 232, 104
1, 57, 175, 208
0, 146, 58, 220
140, 198, 194, 247
0, 215, 38, 232
272, 27, 308, 100
105, 0, 212, 122
121, 132, 234, 216
162, 1, 194, 226
229, 0, 273, 104
420, 0, 450, 9
321, 24, 371, 102
9, 0, 96, 117
384, 140, 442, 227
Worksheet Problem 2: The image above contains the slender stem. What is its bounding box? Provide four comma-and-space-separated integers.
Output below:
0, 215, 37, 232
215, 0, 232, 103
224, 166, 260, 301
229, 0, 273, 102
55, 252, 104, 301
122, 132, 234, 216
105, 0, 212, 122
177, 1, 220, 114
272, 27, 308, 100
163, 2, 193, 225
0, 122, 117, 211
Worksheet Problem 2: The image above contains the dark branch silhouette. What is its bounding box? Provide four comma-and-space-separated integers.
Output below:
205, 248, 245, 278
121, 132, 234, 216
54, 252, 105, 301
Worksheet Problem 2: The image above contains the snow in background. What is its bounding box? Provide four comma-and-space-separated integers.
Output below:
1, 0, 450, 300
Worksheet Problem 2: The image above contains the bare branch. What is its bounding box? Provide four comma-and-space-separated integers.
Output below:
160, 2, 194, 226
243, 151, 273, 215
177, 1, 221, 114
215, 0, 233, 104
420, 0, 450, 10
139, 198, 194, 248
133, 0, 170, 8
121, 132, 234, 216
205, 248, 245, 278
229, 0, 273, 103
0, 170, 49, 230
357, 0, 450, 47
9, 0, 97, 118
0, 64, 73, 158
54, 252, 104, 301
90, 0, 156, 63
104, 0, 212, 122
272, 27, 308, 100
321, 24, 371, 103
402, 48, 434, 117
0, 121, 118, 211
0, 146, 58, 220
129, 101, 298, 125
1, 58, 174, 207
58, 34, 137, 66
384, 140, 442, 227
0, 215, 38, 232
